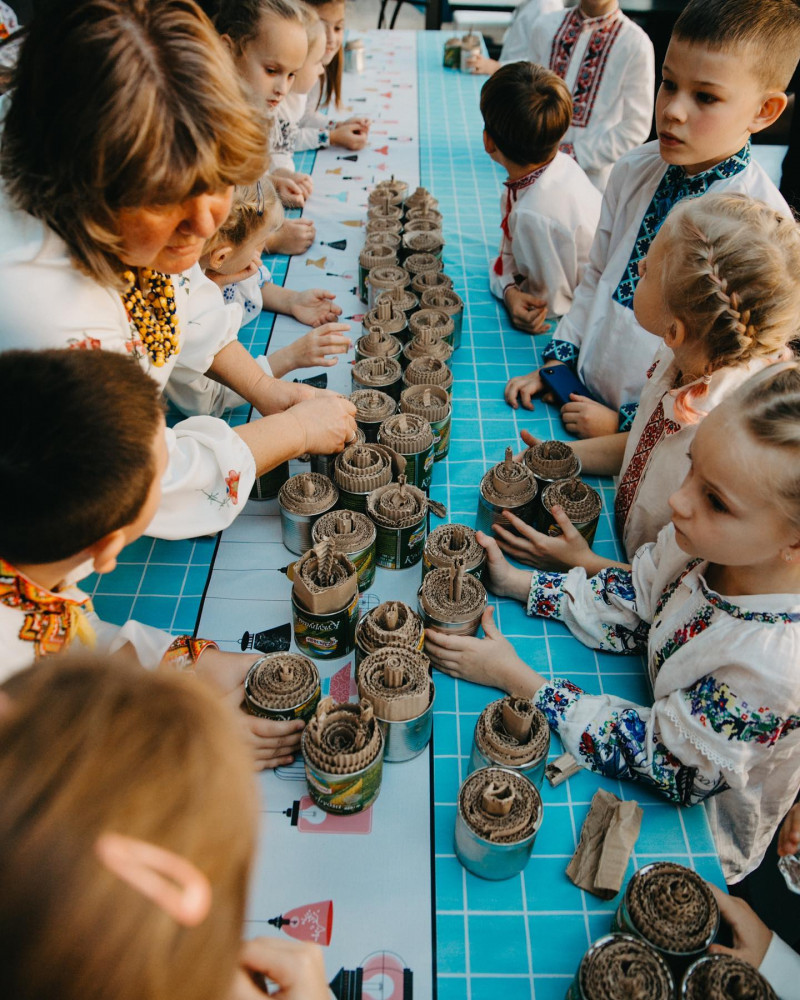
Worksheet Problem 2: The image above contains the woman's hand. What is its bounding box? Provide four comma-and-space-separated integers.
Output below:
493, 506, 596, 572
287, 394, 357, 455
425, 606, 545, 696
227, 937, 329, 1000
561, 394, 619, 438
707, 884, 773, 970
289, 289, 342, 327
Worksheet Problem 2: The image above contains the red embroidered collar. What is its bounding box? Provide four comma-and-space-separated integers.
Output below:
504, 161, 551, 196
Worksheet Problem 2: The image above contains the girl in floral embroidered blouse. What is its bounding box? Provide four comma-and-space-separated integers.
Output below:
426, 364, 800, 883
497, 194, 800, 572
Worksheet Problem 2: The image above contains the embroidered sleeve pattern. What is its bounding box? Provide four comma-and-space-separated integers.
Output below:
536, 678, 730, 806
527, 570, 569, 619
162, 635, 219, 671
542, 339, 579, 366
618, 401, 638, 431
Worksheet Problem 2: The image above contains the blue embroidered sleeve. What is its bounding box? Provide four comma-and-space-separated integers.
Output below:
527, 570, 568, 620
542, 339, 579, 366
618, 401, 638, 432
536, 679, 728, 806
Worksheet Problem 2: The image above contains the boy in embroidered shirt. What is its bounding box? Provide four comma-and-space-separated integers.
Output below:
466, 0, 564, 73
469, 0, 654, 194
482, 62, 602, 333
505, 0, 798, 437
0, 349, 305, 770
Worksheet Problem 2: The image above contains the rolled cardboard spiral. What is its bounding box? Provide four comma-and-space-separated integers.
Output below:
278, 473, 339, 515
459, 767, 540, 843
682, 955, 777, 1000
480, 447, 538, 505
523, 439, 581, 481
245, 653, 320, 712
358, 647, 431, 721
578, 935, 673, 1000
356, 600, 424, 655
303, 696, 383, 775
625, 862, 719, 953
475, 696, 549, 767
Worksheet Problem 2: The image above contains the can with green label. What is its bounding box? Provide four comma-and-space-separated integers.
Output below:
358, 243, 397, 303
400, 383, 451, 461
312, 509, 377, 593
291, 590, 359, 659
377, 413, 434, 493
367, 480, 429, 570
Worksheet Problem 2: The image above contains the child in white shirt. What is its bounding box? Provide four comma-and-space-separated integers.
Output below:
505, 0, 797, 436
0, 349, 305, 769
465, 0, 564, 74
427, 363, 800, 883
481, 62, 601, 332
495, 194, 800, 571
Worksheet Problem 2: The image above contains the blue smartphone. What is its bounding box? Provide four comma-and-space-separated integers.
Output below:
539, 365, 595, 408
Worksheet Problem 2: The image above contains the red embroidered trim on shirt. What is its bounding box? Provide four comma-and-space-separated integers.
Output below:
494, 162, 551, 277
614, 401, 681, 537
550, 8, 622, 129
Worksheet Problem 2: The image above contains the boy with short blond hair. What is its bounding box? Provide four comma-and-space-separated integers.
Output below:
482, 62, 602, 332
506, 0, 798, 436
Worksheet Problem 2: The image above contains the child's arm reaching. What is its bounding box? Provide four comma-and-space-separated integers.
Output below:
466, 53, 499, 75
517, 428, 629, 477
330, 116, 370, 150
263, 218, 316, 256
193, 649, 304, 770
267, 323, 352, 378
561, 393, 622, 439
261, 284, 342, 327
492, 506, 630, 573
271, 167, 314, 201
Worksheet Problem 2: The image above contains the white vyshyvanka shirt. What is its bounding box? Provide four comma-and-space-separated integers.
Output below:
489, 152, 601, 318
528, 523, 800, 882
0, 559, 220, 682
615, 344, 783, 558
544, 141, 791, 428
295, 80, 332, 152
499, 0, 564, 64
0, 191, 255, 539
527, 6, 654, 192
760, 935, 800, 1000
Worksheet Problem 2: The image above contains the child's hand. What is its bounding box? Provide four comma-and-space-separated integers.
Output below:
294, 172, 314, 199
192, 649, 305, 769
290, 289, 342, 327
265, 219, 316, 256
204, 254, 261, 289
779, 802, 800, 857
505, 364, 560, 410
466, 53, 499, 75
504, 286, 548, 334
426, 606, 545, 696
228, 937, 329, 1000
272, 173, 307, 208
288, 394, 358, 455
493, 505, 595, 572
253, 377, 316, 416
476, 530, 533, 601
288, 323, 353, 371
707, 885, 773, 971
330, 118, 369, 150
561, 394, 619, 438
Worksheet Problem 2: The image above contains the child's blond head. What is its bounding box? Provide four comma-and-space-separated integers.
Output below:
206, 180, 283, 253
660, 194, 800, 374
673, 0, 800, 90
0, 653, 256, 1000
215, 0, 304, 48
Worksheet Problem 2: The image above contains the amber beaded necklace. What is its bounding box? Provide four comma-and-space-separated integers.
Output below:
120, 269, 179, 367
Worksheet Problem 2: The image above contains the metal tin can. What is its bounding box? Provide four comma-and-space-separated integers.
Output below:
352, 356, 404, 401
459, 34, 481, 72
278, 474, 339, 555
344, 38, 365, 73
475, 488, 538, 536
680, 954, 777, 999
454, 766, 542, 880
354, 602, 425, 666
420, 287, 464, 352
443, 35, 461, 68
468, 721, 550, 788
539, 479, 601, 546
250, 461, 290, 500
377, 421, 434, 493
377, 683, 435, 762
244, 653, 321, 723
291, 590, 359, 659
372, 511, 427, 570
359, 244, 397, 303
566, 934, 675, 1000
312, 510, 377, 593
611, 862, 720, 982
417, 582, 486, 636
302, 726, 385, 814
400, 384, 452, 462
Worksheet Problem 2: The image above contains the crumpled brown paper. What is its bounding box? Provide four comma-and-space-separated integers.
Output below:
567, 789, 642, 899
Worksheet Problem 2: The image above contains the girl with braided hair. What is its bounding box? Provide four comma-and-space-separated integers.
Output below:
491, 193, 800, 571
426, 363, 800, 883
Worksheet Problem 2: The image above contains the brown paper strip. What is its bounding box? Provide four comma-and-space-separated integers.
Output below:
566, 789, 642, 900
545, 751, 580, 786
